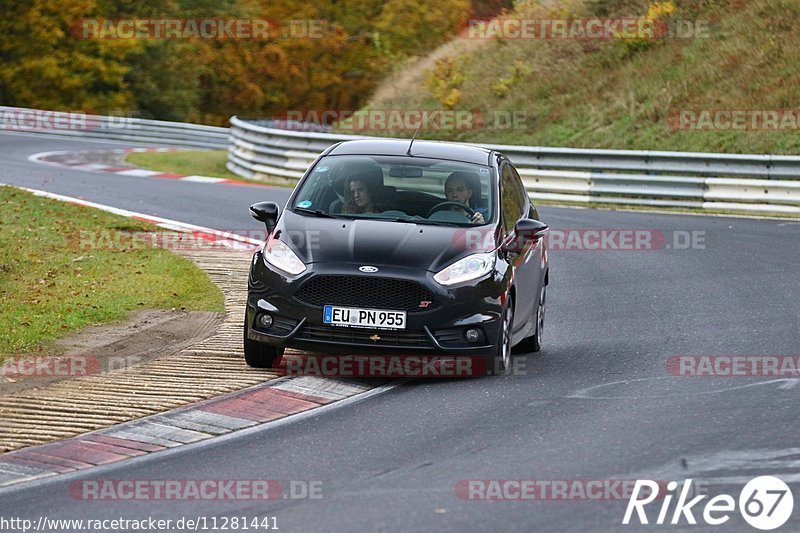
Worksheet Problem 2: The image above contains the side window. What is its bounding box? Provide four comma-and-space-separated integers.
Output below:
501, 162, 524, 233
510, 165, 530, 214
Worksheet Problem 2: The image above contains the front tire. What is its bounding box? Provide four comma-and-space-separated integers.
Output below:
492, 298, 514, 375
518, 284, 546, 353
243, 314, 284, 368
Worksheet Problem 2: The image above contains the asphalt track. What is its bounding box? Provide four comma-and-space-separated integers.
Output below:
1, 131, 799, 532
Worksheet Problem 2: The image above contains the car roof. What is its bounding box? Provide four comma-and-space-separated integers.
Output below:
326, 139, 493, 166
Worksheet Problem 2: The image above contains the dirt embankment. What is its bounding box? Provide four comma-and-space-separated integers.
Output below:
1, 309, 224, 395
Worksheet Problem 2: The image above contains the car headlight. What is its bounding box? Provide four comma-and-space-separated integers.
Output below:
263, 237, 306, 275
434, 252, 495, 286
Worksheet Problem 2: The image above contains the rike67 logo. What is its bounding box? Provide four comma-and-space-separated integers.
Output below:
624, 477, 794, 530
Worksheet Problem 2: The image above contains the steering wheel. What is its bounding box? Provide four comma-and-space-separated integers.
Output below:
426, 201, 476, 219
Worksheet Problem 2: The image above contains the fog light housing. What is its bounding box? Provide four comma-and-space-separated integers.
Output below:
257, 313, 274, 329
465, 328, 480, 343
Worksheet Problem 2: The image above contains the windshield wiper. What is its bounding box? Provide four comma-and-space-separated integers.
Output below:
377, 217, 466, 227
375, 216, 418, 224
413, 220, 466, 227
293, 207, 343, 219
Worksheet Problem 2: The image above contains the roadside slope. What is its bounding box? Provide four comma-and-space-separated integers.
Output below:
0, 186, 223, 358
0, 248, 278, 453
363, 0, 800, 154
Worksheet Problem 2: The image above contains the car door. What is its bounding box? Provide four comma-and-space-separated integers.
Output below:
500, 159, 539, 339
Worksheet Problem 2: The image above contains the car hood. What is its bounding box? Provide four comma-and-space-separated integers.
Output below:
274, 211, 497, 272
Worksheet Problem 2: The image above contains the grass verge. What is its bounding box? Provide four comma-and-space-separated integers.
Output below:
124, 150, 241, 180
0, 186, 225, 359
124, 150, 289, 187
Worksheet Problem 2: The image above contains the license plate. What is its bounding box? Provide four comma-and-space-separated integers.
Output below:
323, 305, 406, 330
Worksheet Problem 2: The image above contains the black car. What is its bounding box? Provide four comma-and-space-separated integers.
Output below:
245, 139, 549, 375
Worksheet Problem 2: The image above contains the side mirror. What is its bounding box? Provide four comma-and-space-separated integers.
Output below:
515, 218, 549, 239
503, 218, 549, 252
249, 201, 280, 234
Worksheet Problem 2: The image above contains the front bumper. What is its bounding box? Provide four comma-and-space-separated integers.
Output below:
246, 256, 506, 356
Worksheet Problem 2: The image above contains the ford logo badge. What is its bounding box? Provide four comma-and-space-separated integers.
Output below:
359, 266, 379, 273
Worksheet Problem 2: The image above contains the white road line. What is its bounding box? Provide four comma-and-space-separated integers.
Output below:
621, 448, 800, 486
568, 376, 800, 400
69, 163, 112, 171
113, 168, 162, 177
181, 175, 226, 183
27, 150, 73, 166
0, 184, 261, 247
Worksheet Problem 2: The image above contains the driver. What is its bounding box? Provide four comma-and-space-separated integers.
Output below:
444, 172, 485, 224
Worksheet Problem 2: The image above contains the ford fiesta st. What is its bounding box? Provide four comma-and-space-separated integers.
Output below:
244, 139, 549, 375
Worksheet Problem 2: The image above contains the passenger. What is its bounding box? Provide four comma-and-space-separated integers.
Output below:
343, 175, 384, 214
444, 172, 486, 224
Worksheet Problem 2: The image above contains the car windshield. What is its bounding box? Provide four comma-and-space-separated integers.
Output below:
291, 155, 494, 226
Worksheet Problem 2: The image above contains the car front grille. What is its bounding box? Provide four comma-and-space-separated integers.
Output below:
295, 324, 433, 348
293, 275, 439, 313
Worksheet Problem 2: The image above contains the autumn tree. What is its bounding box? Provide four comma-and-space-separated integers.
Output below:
0, 0, 509, 123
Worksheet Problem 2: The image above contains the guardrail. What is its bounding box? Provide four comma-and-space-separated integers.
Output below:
0, 106, 228, 149
228, 116, 800, 214
5, 106, 798, 214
